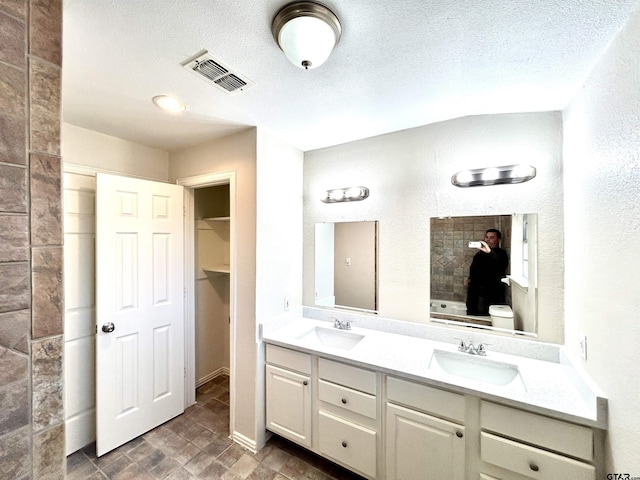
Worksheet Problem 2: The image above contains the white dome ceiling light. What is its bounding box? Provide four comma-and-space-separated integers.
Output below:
272, 1, 342, 70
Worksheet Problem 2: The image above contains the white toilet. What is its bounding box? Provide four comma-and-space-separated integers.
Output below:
489, 305, 515, 329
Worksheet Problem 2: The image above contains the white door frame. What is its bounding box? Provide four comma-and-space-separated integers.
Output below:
177, 171, 237, 434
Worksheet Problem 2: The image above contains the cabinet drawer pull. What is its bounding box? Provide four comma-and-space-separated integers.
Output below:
529, 463, 539, 472
303, 380, 308, 386
455, 431, 463, 438
341, 398, 347, 404
341, 441, 348, 448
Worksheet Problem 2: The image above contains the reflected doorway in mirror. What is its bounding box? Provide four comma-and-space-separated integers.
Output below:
314, 221, 379, 313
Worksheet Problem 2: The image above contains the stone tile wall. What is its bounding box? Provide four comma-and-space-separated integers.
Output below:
0, 0, 64, 478
431, 215, 512, 303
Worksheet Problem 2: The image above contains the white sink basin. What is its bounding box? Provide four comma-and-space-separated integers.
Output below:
297, 326, 365, 350
429, 349, 522, 386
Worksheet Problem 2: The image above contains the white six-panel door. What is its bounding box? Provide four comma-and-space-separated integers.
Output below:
96, 173, 184, 456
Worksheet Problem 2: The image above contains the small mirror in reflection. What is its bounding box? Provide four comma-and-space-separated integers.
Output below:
315, 221, 378, 313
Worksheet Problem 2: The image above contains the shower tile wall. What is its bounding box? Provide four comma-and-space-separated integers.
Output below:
431, 216, 511, 303
0, 0, 64, 478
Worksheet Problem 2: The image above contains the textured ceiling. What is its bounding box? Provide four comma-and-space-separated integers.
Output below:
62, 0, 640, 152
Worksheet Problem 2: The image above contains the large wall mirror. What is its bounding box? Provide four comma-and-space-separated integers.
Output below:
315, 221, 378, 313
430, 214, 537, 335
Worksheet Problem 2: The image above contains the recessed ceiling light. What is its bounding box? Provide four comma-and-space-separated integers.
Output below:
152, 95, 186, 112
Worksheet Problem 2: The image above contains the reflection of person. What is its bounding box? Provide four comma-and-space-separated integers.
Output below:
466, 229, 509, 316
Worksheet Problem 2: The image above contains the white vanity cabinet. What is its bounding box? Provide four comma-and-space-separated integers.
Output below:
264, 339, 604, 480
317, 358, 378, 479
479, 401, 596, 480
265, 345, 312, 447
385, 376, 466, 480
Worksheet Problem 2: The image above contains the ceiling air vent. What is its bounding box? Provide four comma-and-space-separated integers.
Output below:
182, 51, 255, 94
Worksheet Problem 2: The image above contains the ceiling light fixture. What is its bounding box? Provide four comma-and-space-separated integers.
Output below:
451, 164, 536, 187
152, 95, 186, 112
272, 1, 341, 70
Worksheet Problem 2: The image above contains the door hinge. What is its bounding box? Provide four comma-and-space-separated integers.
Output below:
95, 324, 98, 334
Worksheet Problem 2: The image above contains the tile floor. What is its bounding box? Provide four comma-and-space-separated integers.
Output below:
66, 375, 366, 479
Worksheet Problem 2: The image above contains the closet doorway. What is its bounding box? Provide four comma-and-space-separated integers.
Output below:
178, 171, 237, 440
194, 184, 230, 388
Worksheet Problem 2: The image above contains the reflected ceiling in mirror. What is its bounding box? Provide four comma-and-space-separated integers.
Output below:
430, 214, 537, 335
315, 221, 378, 313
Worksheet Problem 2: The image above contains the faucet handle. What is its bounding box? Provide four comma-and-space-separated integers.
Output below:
454, 338, 467, 351
476, 343, 488, 356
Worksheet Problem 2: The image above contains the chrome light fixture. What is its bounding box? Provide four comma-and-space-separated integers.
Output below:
321, 186, 369, 203
451, 164, 536, 188
272, 1, 342, 70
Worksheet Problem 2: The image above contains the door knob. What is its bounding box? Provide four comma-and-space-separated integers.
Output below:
101, 322, 115, 333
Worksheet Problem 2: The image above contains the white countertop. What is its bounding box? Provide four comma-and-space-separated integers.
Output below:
261, 313, 607, 429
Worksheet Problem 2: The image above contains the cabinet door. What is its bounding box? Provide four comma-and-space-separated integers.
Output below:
266, 365, 311, 447
386, 403, 465, 480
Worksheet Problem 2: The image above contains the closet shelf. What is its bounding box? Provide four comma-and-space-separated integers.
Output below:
202, 216, 230, 222
202, 265, 230, 275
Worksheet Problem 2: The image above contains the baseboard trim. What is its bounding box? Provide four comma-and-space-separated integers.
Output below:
231, 430, 258, 454
196, 367, 230, 388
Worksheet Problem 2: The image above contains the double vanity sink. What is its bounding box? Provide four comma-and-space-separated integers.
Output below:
264, 312, 607, 428
263, 310, 607, 479
297, 324, 523, 388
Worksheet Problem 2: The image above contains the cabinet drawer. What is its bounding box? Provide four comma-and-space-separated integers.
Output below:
481, 432, 595, 480
480, 401, 593, 461
386, 376, 465, 422
318, 410, 377, 479
319, 379, 377, 419
266, 344, 311, 375
319, 357, 376, 395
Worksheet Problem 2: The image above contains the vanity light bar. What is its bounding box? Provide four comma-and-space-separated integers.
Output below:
451, 164, 536, 188
322, 186, 370, 203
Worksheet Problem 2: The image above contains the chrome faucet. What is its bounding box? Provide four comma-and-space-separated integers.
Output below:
457, 339, 487, 356
332, 317, 351, 330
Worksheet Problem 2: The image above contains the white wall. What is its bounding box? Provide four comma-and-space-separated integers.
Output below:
169, 128, 258, 446
304, 112, 564, 343
169, 127, 303, 449
563, 6, 640, 472
255, 130, 304, 447
314, 223, 335, 306
62, 123, 168, 180
255, 130, 304, 319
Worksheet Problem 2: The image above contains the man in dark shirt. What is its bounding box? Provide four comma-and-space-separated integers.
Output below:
466, 229, 509, 316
